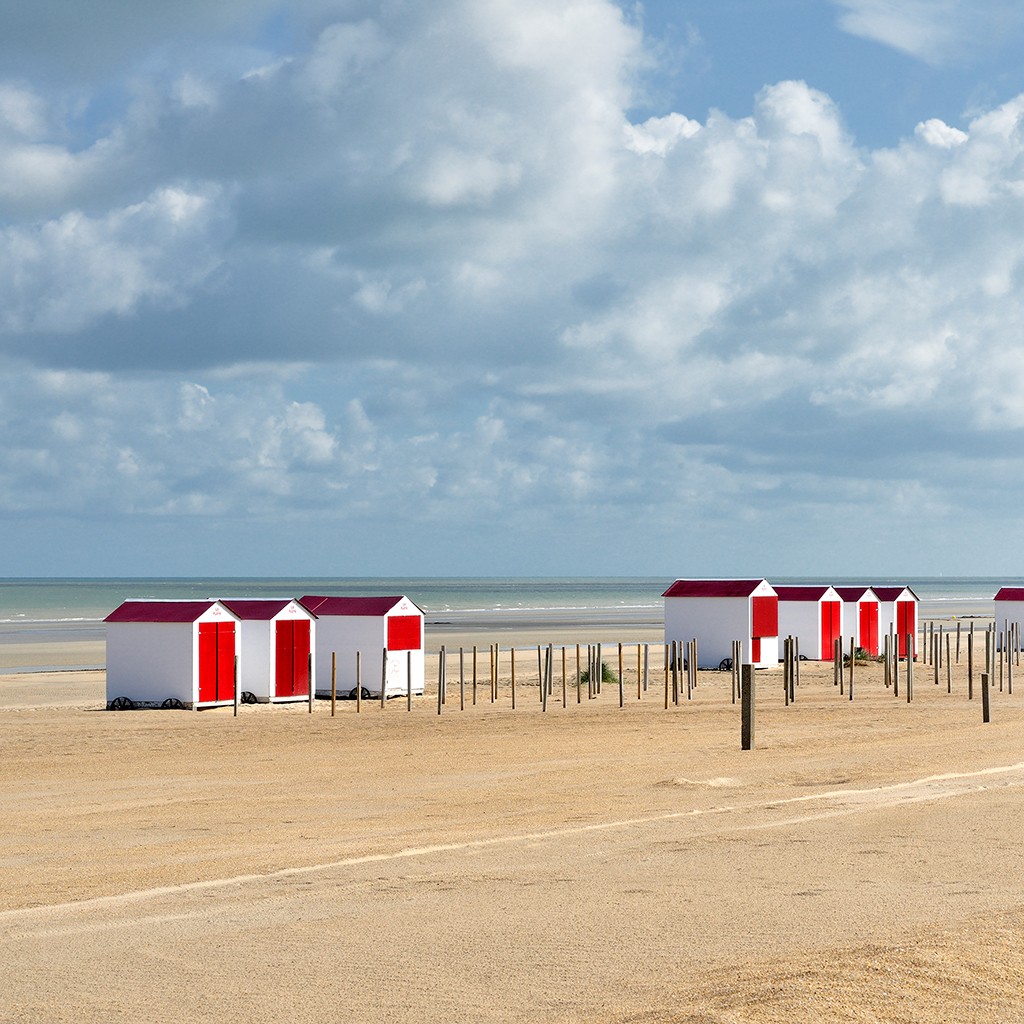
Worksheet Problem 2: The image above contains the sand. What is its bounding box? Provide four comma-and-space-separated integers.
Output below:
2, 630, 1023, 1023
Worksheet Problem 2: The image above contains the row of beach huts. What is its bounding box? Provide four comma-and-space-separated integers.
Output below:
104, 595, 426, 710
103, 581, 1024, 710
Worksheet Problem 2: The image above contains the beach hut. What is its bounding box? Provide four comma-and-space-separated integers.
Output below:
835, 586, 881, 657
774, 585, 843, 661
662, 579, 779, 669
874, 586, 919, 658
221, 599, 317, 703
994, 588, 1024, 645
104, 599, 241, 709
300, 595, 425, 698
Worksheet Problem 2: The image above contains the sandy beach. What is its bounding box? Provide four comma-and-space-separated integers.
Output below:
2, 618, 1023, 1024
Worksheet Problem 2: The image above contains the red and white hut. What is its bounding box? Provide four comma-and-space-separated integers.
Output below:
104, 599, 240, 710
873, 586, 919, 658
835, 586, 881, 657
221, 599, 317, 703
662, 579, 779, 669
300, 595, 425, 698
774, 585, 843, 661
994, 588, 1024, 636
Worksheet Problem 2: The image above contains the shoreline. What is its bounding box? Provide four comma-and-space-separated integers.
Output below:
0, 598, 999, 674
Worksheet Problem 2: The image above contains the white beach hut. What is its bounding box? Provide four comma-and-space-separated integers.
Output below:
662, 579, 779, 669
104, 599, 241, 709
873, 586, 919, 659
221, 599, 317, 703
835, 586, 881, 657
774, 585, 843, 661
300, 595, 425, 698
993, 588, 1024, 641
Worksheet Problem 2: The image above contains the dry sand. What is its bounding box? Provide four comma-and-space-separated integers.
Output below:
2, 631, 1023, 1023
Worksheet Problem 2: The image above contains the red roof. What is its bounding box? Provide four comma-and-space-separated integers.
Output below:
104, 600, 226, 623
835, 586, 876, 602
994, 587, 1024, 601
774, 585, 836, 602
221, 599, 312, 620
300, 595, 419, 617
872, 586, 918, 602
662, 579, 770, 599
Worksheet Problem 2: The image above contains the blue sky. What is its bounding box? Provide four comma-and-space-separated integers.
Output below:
3, 0, 1024, 577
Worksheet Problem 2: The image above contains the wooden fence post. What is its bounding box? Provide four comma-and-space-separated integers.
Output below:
741, 664, 755, 750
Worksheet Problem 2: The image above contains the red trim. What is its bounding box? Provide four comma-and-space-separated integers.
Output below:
663, 579, 769, 599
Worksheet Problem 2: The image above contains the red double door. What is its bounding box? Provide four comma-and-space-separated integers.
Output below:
199, 621, 236, 703
859, 602, 880, 657
896, 601, 916, 658
820, 601, 842, 659
275, 619, 311, 698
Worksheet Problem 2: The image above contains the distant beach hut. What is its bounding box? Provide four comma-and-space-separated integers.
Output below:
873, 586, 919, 658
774, 585, 843, 661
993, 587, 1024, 638
300, 595, 425, 698
662, 579, 779, 669
221, 599, 316, 703
104, 599, 241, 709
835, 586, 881, 657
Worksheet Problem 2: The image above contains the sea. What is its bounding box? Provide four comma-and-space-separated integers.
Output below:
0, 575, 1012, 672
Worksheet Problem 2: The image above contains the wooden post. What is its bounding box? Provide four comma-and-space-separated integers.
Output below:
982, 672, 991, 723
511, 646, 516, 710
562, 646, 567, 708
354, 651, 359, 714
407, 650, 412, 712
234, 654, 240, 718
596, 643, 603, 695
794, 636, 801, 688
618, 642, 624, 708
837, 638, 844, 696
741, 664, 755, 750
380, 648, 387, 708
968, 632, 974, 700
308, 652, 314, 714
906, 634, 913, 703
783, 637, 790, 707
848, 636, 854, 701
664, 643, 670, 710
332, 651, 338, 717
491, 644, 498, 703
438, 646, 445, 716
576, 643, 582, 703
946, 634, 952, 694
537, 645, 544, 704
933, 632, 939, 686
731, 640, 738, 705
460, 647, 465, 711
956, 621, 961, 663
637, 643, 642, 701
472, 645, 478, 706
542, 646, 549, 713
892, 636, 898, 697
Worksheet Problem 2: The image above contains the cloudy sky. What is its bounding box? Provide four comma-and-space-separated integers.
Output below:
4, 0, 1024, 577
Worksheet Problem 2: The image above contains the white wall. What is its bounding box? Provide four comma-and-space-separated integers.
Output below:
313, 614, 425, 697
106, 622, 195, 705
778, 601, 824, 659
665, 596, 767, 668
237, 620, 273, 701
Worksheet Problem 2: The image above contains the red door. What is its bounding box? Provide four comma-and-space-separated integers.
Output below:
275, 619, 310, 697
199, 621, 235, 703
896, 601, 915, 658
820, 601, 842, 659
859, 602, 879, 657
387, 615, 421, 651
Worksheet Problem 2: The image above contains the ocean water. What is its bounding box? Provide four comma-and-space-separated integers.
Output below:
0, 575, 1011, 674
0, 574, 1012, 629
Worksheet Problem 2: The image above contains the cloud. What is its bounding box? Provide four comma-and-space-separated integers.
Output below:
4, 2, 1024, 572
830, 0, 1024, 66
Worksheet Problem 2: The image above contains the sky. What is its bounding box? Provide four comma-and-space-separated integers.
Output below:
4, 0, 1024, 578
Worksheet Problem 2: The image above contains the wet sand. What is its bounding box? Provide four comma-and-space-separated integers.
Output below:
2, 635, 1023, 1023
